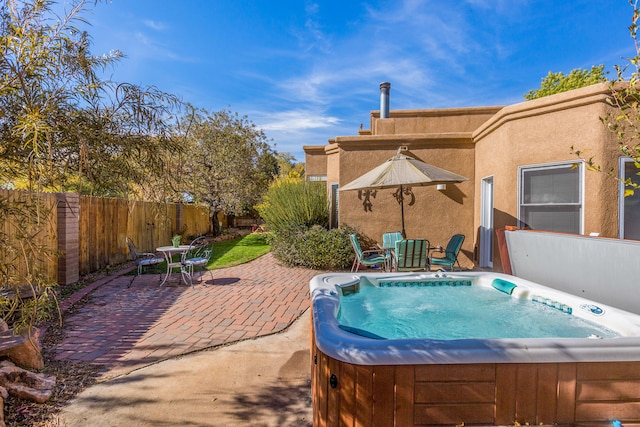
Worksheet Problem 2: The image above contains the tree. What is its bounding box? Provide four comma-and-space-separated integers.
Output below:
68, 82, 184, 199
0, 0, 185, 332
573, 1, 640, 196
524, 65, 608, 100
0, 0, 185, 198
275, 152, 305, 179
179, 108, 278, 235
0, 0, 103, 332
604, 2, 640, 195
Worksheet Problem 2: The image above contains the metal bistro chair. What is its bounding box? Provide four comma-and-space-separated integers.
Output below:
349, 234, 389, 272
126, 237, 164, 276
430, 234, 465, 271
394, 239, 430, 272
180, 236, 213, 287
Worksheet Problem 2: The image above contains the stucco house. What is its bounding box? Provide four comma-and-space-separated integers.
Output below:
304, 82, 640, 272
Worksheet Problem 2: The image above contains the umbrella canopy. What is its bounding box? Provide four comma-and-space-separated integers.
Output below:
340, 150, 468, 191
340, 148, 468, 237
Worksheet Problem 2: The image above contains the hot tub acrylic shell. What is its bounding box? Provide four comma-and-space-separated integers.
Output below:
310, 271, 640, 425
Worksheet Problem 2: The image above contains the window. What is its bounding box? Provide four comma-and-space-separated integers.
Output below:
519, 162, 583, 234
619, 157, 640, 240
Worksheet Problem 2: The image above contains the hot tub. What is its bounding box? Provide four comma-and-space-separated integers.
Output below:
310, 271, 640, 426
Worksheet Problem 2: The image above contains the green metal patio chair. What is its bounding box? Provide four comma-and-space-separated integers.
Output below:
382, 231, 403, 249
349, 234, 389, 272
430, 234, 465, 271
394, 239, 430, 272
381, 231, 403, 271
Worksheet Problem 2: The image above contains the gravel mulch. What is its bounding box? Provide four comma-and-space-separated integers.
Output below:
3, 231, 253, 426
3, 270, 112, 427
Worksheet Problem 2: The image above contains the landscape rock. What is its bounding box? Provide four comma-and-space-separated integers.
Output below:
0, 360, 55, 403
0, 385, 7, 427
0, 328, 44, 370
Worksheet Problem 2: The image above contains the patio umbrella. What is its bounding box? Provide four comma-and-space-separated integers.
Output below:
339, 147, 468, 238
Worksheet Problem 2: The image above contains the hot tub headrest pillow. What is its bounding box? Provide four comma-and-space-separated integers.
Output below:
492, 278, 517, 295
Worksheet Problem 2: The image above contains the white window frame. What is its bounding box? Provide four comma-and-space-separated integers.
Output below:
517, 161, 584, 234
480, 175, 494, 268
618, 156, 640, 239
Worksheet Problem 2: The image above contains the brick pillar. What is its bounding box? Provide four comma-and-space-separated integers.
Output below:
57, 193, 80, 285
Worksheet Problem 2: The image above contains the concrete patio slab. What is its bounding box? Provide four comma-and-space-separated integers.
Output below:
51, 252, 326, 426
59, 312, 313, 426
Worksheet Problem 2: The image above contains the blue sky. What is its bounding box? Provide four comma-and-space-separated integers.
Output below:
81, 1, 637, 162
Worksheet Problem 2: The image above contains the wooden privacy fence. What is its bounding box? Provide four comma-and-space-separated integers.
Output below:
2, 190, 212, 285
0, 190, 58, 285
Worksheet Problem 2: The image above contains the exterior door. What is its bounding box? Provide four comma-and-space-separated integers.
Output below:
480, 176, 494, 268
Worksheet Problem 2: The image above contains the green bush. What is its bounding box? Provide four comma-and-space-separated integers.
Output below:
268, 225, 357, 270
255, 178, 328, 234
257, 178, 361, 270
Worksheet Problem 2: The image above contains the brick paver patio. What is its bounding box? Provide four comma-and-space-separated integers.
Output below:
52, 253, 326, 379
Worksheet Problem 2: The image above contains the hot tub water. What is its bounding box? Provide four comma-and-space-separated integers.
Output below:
337, 282, 619, 340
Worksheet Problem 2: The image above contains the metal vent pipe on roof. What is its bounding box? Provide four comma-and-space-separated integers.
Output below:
380, 82, 390, 118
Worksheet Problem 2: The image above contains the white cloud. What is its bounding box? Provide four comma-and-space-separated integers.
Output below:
129, 31, 196, 63
258, 110, 341, 132
302, 2, 332, 54
143, 20, 168, 31
464, 0, 528, 15
245, 109, 347, 160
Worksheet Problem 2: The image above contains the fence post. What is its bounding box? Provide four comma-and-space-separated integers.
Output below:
57, 193, 80, 285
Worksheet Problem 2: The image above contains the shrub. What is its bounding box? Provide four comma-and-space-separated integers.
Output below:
257, 177, 361, 270
268, 225, 357, 270
255, 178, 328, 234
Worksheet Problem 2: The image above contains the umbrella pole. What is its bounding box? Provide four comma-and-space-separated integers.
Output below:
400, 184, 406, 238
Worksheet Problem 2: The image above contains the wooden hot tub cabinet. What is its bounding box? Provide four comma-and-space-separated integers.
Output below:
311, 329, 640, 426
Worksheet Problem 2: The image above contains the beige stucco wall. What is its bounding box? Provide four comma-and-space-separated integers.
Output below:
330, 107, 497, 269
325, 142, 340, 185
329, 107, 500, 268
302, 145, 328, 177
306, 83, 627, 273
370, 107, 502, 135
337, 142, 476, 267
473, 83, 622, 271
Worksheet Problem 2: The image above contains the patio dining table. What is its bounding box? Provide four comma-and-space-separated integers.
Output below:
156, 245, 191, 286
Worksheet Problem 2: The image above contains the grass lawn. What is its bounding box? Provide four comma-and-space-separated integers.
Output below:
61, 234, 270, 300
127, 233, 270, 276
207, 233, 270, 269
